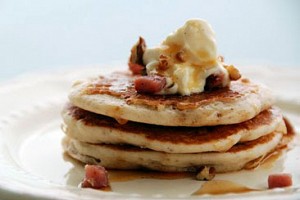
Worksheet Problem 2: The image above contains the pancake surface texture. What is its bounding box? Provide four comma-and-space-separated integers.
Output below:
62, 105, 286, 153
69, 72, 274, 126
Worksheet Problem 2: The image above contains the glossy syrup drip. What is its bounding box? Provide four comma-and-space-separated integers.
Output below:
93, 170, 194, 192
244, 150, 283, 170
192, 180, 259, 195
73, 145, 286, 194
260, 151, 282, 169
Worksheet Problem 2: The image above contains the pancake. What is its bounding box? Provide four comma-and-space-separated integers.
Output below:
62, 131, 285, 173
68, 72, 274, 126
62, 104, 287, 153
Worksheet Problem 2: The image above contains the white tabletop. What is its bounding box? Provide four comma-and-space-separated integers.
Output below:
0, 0, 299, 81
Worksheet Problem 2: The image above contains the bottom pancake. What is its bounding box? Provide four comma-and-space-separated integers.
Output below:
62, 131, 286, 173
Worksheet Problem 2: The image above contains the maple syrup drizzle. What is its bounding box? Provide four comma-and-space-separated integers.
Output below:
100, 149, 284, 193
92, 170, 194, 192
75, 148, 285, 193
192, 180, 259, 195
244, 150, 283, 170
260, 151, 282, 169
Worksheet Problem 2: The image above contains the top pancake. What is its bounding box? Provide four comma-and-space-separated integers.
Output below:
69, 71, 274, 126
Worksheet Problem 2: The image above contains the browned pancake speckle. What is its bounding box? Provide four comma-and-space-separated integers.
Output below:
83, 72, 258, 110
66, 104, 281, 145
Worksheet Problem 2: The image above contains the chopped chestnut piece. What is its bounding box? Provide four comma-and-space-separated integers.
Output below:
128, 37, 147, 75
158, 54, 171, 70
175, 51, 186, 62
196, 166, 216, 181
204, 72, 225, 91
224, 64, 241, 81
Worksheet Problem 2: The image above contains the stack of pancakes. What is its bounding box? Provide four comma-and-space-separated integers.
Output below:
62, 72, 293, 173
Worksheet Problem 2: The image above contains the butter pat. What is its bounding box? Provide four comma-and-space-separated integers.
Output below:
163, 19, 217, 66
143, 19, 229, 95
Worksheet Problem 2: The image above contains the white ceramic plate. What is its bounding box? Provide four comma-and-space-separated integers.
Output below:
0, 65, 299, 200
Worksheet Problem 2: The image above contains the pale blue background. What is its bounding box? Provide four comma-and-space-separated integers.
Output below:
0, 0, 299, 81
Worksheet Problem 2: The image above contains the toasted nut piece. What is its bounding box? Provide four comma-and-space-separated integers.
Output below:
224, 64, 241, 80
196, 166, 216, 181
175, 51, 186, 62
158, 54, 171, 70
204, 72, 226, 91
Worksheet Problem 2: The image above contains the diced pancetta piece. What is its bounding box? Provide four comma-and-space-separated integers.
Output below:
134, 75, 166, 94
81, 165, 109, 189
268, 173, 292, 189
